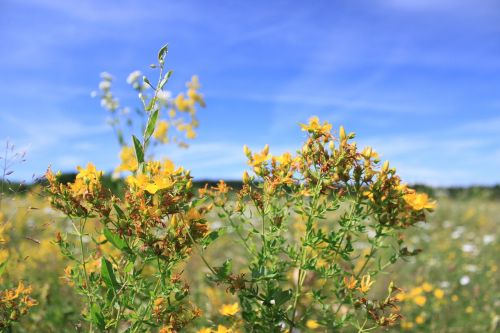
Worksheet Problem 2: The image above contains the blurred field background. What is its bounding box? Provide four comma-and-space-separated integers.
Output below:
0, 180, 498, 332
1, 0, 499, 332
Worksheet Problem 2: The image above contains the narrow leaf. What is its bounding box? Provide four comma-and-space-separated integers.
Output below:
113, 204, 126, 220
90, 303, 105, 330
132, 135, 144, 164
158, 44, 168, 62
103, 227, 128, 252
101, 257, 120, 291
0, 260, 8, 277
143, 76, 154, 89
145, 96, 156, 111
144, 109, 159, 141
159, 70, 173, 90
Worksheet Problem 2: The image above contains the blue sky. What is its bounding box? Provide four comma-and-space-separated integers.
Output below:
0, 0, 499, 186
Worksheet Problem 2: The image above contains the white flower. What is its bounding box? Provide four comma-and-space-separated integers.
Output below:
270, 299, 275, 305
451, 227, 465, 239
156, 90, 172, 104
483, 235, 495, 245
460, 276, 470, 286
99, 81, 111, 90
440, 281, 450, 288
126, 70, 142, 84
466, 265, 478, 273
462, 244, 476, 253
100, 72, 113, 80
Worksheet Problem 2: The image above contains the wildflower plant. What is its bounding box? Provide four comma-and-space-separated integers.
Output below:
45, 45, 211, 332
0, 141, 37, 332
93, 46, 205, 178
199, 116, 436, 332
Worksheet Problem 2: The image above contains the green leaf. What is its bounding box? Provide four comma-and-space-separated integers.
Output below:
90, 303, 105, 330
201, 229, 224, 249
101, 257, 120, 291
132, 135, 144, 164
145, 96, 156, 111
143, 76, 154, 89
158, 44, 168, 63
215, 259, 232, 280
113, 204, 126, 220
159, 70, 173, 90
0, 260, 8, 277
273, 289, 292, 306
144, 109, 159, 141
103, 227, 128, 252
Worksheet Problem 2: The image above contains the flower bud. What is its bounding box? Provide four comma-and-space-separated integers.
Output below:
339, 126, 346, 141
242, 171, 250, 184
243, 145, 251, 157
170, 214, 178, 227
262, 144, 270, 156
381, 160, 389, 173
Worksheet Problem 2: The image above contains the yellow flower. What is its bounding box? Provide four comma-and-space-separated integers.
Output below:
357, 275, 375, 293
186, 125, 197, 139
116, 146, 138, 173
219, 302, 239, 316
215, 325, 231, 333
343, 276, 357, 290
306, 319, 320, 329
434, 288, 444, 299
451, 294, 459, 302
153, 120, 169, 143
414, 295, 427, 307
421, 282, 433, 292
408, 286, 423, 297
75, 162, 102, 181
415, 315, 425, 324
249, 145, 271, 167
395, 291, 406, 302
403, 192, 436, 210
175, 93, 189, 111
126, 174, 168, 194
70, 163, 103, 196
465, 306, 473, 314
274, 152, 292, 165
300, 116, 332, 135
401, 321, 414, 329
196, 328, 211, 333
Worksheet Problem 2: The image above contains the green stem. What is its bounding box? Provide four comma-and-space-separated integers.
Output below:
73, 218, 93, 332
223, 206, 255, 256
288, 179, 322, 333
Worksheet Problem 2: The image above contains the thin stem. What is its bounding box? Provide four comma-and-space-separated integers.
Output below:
184, 218, 217, 275
73, 218, 93, 332
222, 206, 255, 256
0, 141, 8, 210
288, 178, 322, 333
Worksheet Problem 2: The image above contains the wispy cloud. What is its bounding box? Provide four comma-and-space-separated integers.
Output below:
1, 0, 499, 185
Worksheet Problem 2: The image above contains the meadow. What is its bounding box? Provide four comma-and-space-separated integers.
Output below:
0, 46, 498, 332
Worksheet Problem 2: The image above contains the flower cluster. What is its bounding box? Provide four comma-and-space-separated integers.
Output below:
0, 281, 37, 329
201, 116, 435, 332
